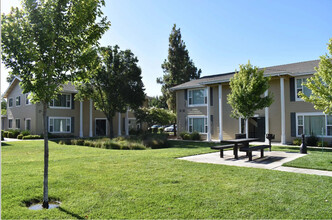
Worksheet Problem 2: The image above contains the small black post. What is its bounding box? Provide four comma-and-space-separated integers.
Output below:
300, 134, 307, 154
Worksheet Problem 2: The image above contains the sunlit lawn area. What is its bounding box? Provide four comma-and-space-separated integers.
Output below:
1, 140, 332, 219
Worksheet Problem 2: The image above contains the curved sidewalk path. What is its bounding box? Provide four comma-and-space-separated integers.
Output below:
178, 150, 332, 177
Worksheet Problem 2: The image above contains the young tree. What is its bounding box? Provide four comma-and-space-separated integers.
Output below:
157, 24, 201, 135
1, 99, 7, 116
299, 39, 332, 114
76, 45, 145, 138
1, 0, 110, 208
227, 61, 273, 138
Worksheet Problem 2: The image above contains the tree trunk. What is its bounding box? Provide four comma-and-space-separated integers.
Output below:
108, 117, 113, 139
173, 121, 177, 137
42, 102, 49, 209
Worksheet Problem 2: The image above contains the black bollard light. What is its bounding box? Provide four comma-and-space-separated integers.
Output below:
300, 134, 307, 154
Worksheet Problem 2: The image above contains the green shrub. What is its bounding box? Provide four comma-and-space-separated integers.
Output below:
70, 139, 85, 146
317, 141, 328, 147
306, 135, 318, 146
20, 130, 30, 136
7, 129, 20, 138
142, 134, 168, 149
3, 131, 8, 138
59, 139, 72, 145
180, 131, 188, 139
112, 136, 126, 142
129, 128, 143, 135
293, 138, 302, 146
190, 131, 201, 140
158, 127, 164, 133
103, 141, 121, 149
17, 134, 24, 139
8, 132, 14, 138
183, 133, 191, 140
128, 142, 146, 150
22, 135, 41, 140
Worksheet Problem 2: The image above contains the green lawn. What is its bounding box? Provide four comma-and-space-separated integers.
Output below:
2, 140, 332, 219
273, 145, 332, 171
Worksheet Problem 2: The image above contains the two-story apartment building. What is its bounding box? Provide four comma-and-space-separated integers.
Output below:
171, 60, 330, 144
2, 77, 145, 137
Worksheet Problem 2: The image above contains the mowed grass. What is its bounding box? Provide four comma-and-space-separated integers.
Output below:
1, 140, 332, 219
273, 145, 332, 171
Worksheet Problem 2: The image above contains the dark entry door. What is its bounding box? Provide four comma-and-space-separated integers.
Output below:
96, 119, 107, 136
248, 117, 265, 141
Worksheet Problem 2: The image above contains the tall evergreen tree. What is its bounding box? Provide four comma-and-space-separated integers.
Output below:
157, 24, 201, 111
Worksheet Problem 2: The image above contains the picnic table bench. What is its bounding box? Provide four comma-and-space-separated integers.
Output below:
211, 134, 275, 161
211, 144, 235, 158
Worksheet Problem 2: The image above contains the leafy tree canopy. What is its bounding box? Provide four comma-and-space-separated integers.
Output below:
299, 39, 332, 114
76, 45, 146, 137
157, 24, 201, 111
1, 0, 110, 103
135, 107, 176, 127
148, 96, 168, 109
227, 61, 273, 120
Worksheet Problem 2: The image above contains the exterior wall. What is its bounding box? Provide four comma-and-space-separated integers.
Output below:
176, 74, 327, 144
4, 81, 147, 138
6, 81, 38, 133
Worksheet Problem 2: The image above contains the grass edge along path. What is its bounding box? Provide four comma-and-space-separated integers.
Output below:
1, 140, 332, 219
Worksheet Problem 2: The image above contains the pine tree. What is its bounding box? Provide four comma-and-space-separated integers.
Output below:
157, 24, 201, 111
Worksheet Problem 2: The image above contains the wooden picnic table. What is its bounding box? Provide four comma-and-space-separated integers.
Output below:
220, 138, 260, 159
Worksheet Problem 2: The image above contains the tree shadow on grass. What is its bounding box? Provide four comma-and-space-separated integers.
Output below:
58, 207, 86, 219
168, 140, 216, 149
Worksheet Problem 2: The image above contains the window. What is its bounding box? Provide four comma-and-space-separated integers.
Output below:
128, 118, 140, 130
188, 116, 207, 133
16, 119, 20, 129
25, 93, 31, 105
296, 78, 312, 101
25, 119, 31, 130
188, 89, 207, 106
49, 117, 71, 133
8, 119, 12, 128
8, 98, 13, 108
49, 94, 71, 108
297, 113, 332, 137
16, 96, 21, 106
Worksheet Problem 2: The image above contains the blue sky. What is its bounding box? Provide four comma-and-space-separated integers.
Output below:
2, 0, 332, 96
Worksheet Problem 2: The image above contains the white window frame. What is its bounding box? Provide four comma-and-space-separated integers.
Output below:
15, 118, 21, 129
128, 117, 140, 130
188, 88, 207, 107
8, 98, 13, 108
188, 115, 207, 134
16, 96, 21, 107
49, 94, 72, 109
25, 93, 31, 105
25, 118, 31, 130
295, 77, 311, 101
95, 118, 108, 136
8, 119, 13, 129
48, 117, 71, 133
296, 112, 332, 137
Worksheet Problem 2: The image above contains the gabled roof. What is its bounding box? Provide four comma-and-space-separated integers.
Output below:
2, 77, 78, 98
171, 59, 320, 91
3, 77, 22, 98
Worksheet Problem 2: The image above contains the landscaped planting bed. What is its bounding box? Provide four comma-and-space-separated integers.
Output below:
1, 140, 332, 219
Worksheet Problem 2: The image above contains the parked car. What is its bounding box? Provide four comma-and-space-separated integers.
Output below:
164, 124, 177, 132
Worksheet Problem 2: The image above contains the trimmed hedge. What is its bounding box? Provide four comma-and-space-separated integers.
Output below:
180, 131, 201, 141
17, 134, 24, 139
22, 135, 42, 140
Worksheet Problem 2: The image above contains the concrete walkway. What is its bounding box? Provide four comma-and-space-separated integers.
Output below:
178, 150, 332, 177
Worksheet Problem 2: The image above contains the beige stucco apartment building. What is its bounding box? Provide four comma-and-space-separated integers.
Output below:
2, 77, 145, 137
172, 60, 331, 144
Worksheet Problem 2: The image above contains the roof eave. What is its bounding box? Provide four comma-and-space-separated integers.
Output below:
3, 77, 22, 98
